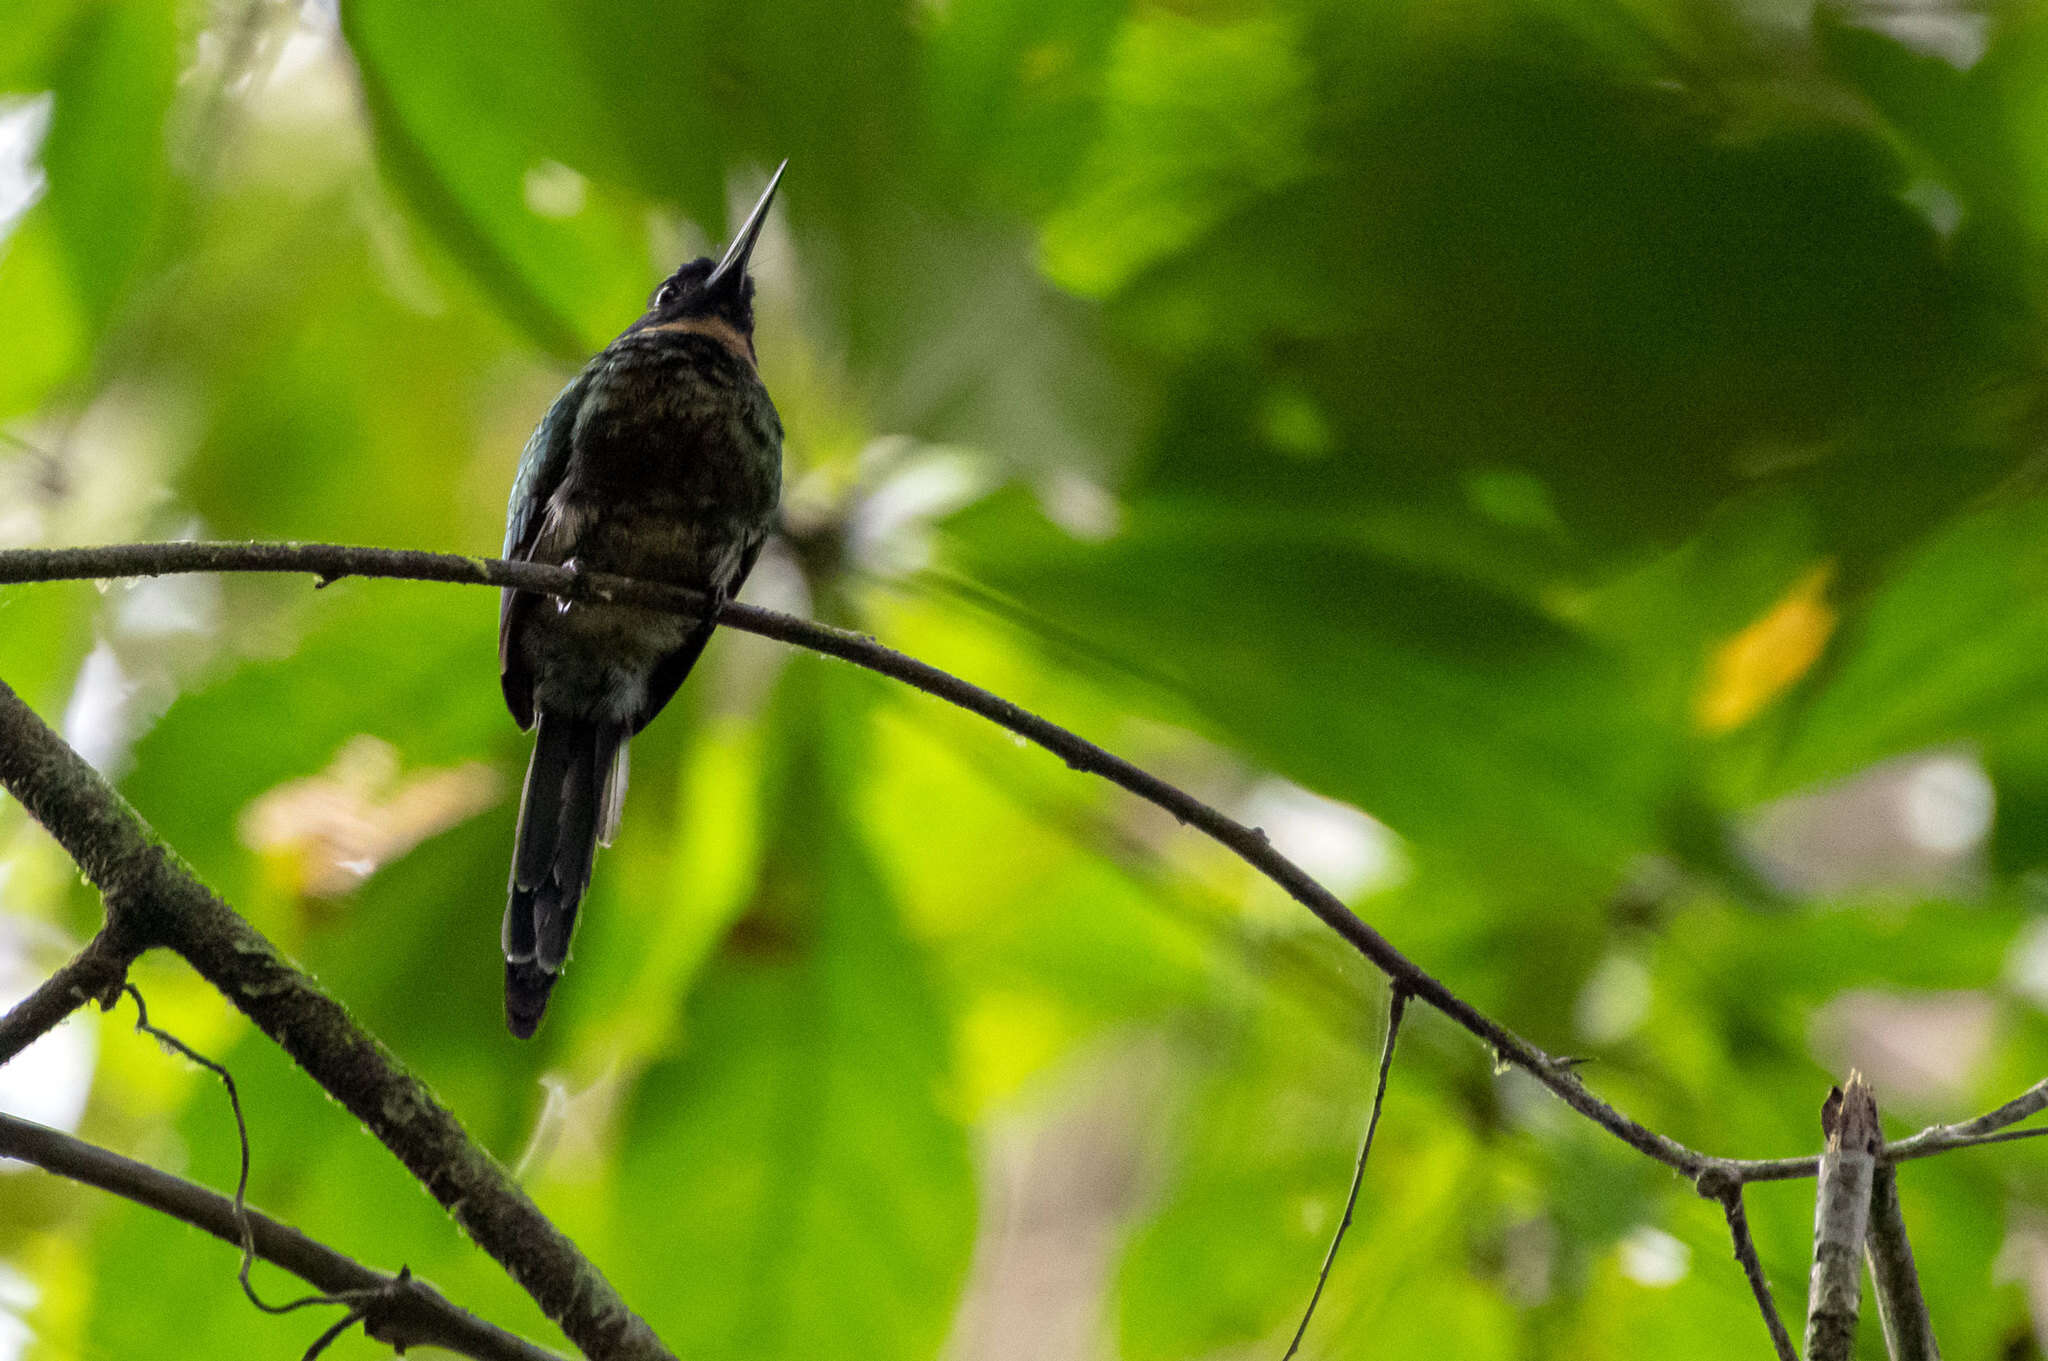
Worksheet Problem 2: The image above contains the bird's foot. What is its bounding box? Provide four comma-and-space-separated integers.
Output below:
555, 557, 582, 614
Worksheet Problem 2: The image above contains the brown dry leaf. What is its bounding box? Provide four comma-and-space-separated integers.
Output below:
238, 735, 501, 899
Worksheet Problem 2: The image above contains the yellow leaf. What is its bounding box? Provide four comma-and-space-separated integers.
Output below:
1695, 562, 1836, 733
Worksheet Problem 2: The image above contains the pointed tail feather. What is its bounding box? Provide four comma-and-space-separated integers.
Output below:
505, 956, 557, 1039
511, 714, 577, 897
503, 714, 625, 1036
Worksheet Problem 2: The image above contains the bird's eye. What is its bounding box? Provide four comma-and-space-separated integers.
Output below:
652, 281, 675, 308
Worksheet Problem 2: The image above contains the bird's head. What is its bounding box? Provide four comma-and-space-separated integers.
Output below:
632, 161, 786, 358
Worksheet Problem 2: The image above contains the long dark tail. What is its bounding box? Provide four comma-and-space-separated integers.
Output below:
503, 713, 627, 1037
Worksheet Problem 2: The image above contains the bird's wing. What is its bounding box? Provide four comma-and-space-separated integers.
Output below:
500, 373, 590, 729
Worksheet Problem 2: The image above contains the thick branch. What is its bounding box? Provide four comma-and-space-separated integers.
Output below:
1806, 1076, 1879, 1361
0, 541, 1707, 1175
0, 927, 138, 1066
0, 676, 669, 1361
0, 1112, 563, 1361
1865, 1159, 1940, 1361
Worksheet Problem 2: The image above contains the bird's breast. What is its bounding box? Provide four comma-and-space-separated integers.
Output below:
524, 332, 779, 593
569, 333, 781, 519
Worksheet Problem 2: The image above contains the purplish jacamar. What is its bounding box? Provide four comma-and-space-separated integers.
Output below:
498, 163, 786, 1037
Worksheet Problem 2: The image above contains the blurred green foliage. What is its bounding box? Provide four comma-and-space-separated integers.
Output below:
6, 0, 2048, 1356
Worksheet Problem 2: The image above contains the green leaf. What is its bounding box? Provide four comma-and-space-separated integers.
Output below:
946, 492, 1677, 891
1772, 498, 2048, 793
340, 0, 926, 362
122, 579, 505, 911
0, 578, 95, 715
1039, 9, 1315, 296
341, 0, 664, 360
0, 214, 89, 423
36, 0, 178, 333
921, 0, 1123, 215
1088, 20, 1992, 560
608, 659, 974, 1361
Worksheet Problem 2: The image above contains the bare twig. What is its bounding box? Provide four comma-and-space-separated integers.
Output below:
0, 541, 1708, 1177
1806, 1075, 1880, 1361
1891, 1125, 2048, 1160
0, 674, 671, 1361
0, 926, 138, 1067
1282, 988, 1408, 1360
301, 1306, 371, 1361
1713, 1153, 1824, 1185
120, 983, 353, 1316
0, 1112, 564, 1361
1866, 1160, 1941, 1361
1700, 1073, 2048, 1189
1701, 1176, 1797, 1361
1885, 1075, 2048, 1157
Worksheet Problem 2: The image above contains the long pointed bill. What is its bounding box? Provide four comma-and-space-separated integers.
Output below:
703, 160, 787, 300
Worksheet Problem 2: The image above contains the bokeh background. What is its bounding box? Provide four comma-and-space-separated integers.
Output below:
5, 0, 2048, 1355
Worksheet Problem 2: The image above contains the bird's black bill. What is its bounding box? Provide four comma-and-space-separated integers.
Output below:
702, 159, 787, 301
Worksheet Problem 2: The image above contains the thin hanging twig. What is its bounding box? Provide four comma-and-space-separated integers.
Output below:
121, 985, 368, 1318
1281, 987, 1409, 1359
1702, 1175, 1797, 1361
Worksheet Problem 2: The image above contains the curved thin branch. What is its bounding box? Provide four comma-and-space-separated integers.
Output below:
0, 1112, 564, 1361
0, 541, 1711, 1176
1699, 1073, 2048, 1189
1892, 1124, 2048, 1160
302, 1306, 372, 1361
0, 675, 669, 1361
1887, 1074, 2048, 1156
120, 982, 348, 1316
1713, 1186, 1796, 1361
0, 926, 138, 1067
1711, 1154, 1824, 1185
1282, 987, 1407, 1360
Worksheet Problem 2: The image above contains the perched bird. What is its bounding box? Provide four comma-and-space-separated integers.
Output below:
498, 164, 786, 1037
